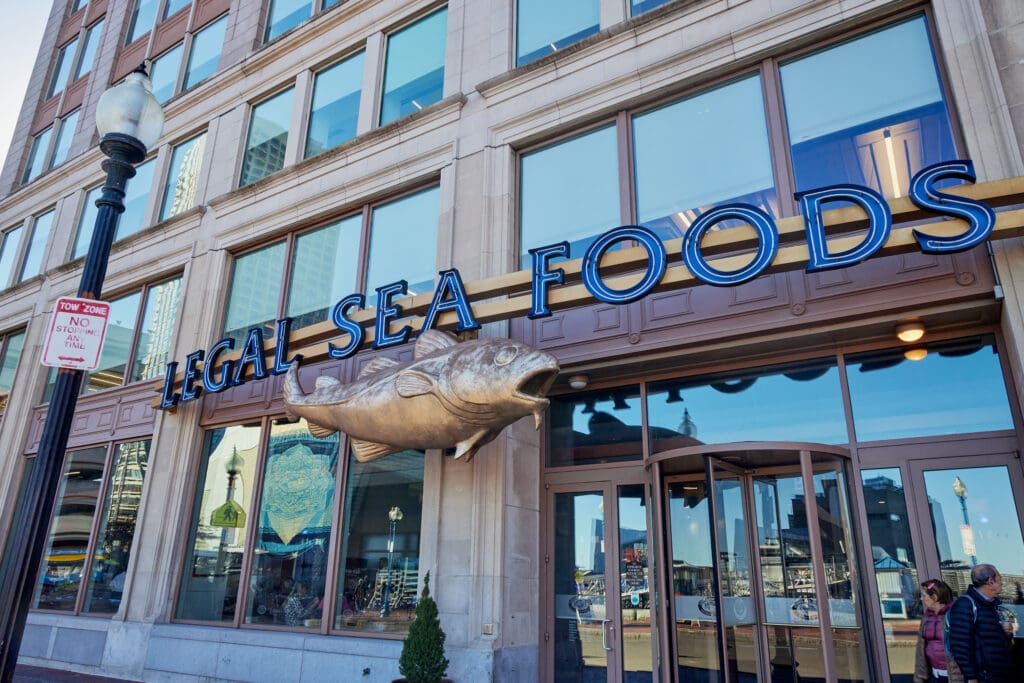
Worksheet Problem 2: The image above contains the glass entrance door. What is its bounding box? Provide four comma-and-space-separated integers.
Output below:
661, 445, 867, 683
548, 484, 655, 682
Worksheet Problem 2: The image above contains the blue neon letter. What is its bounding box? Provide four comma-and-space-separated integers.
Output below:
582, 227, 666, 304
909, 160, 995, 253
272, 317, 301, 374
181, 350, 205, 402
232, 327, 268, 386
528, 242, 569, 318
374, 281, 412, 349
202, 338, 235, 394
683, 204, 779, 286
329, 294, 366, 360
159, 362, 180, 409
421, 269, 480, 334
798, 185, 891, 272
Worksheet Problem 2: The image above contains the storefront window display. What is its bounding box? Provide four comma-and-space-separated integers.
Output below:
33, 441, 150, 614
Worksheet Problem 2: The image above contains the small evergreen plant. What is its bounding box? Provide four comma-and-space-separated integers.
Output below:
399, 571, 450, 683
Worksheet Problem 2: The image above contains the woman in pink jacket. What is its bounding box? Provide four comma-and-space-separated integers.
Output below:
915, 579, 964, 683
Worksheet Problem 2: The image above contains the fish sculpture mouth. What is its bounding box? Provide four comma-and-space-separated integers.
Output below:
517, 365, 559, 429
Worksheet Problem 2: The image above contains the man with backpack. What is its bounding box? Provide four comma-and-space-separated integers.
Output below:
946, 564, 1014, 682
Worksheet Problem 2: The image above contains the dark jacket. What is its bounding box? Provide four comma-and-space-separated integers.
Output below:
947, 586, 1013, 682
915, 605, 964, 683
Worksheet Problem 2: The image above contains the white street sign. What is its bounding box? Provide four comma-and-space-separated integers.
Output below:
42, 297, 111, 371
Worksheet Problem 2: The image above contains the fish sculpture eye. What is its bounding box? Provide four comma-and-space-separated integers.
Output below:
494, 345, 519, 366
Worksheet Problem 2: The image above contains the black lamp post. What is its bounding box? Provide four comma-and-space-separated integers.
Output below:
0, 65, 163, 682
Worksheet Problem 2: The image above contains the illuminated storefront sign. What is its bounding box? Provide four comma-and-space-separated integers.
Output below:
159, 159, 997, 410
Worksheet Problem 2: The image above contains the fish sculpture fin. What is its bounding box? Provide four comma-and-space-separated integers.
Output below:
415, 330, 459, 358
351, 438, 405, 462
357, 356, 400, 379
396, 370, 436, 398
454, 428, 495, 462
307, 422, 338, 439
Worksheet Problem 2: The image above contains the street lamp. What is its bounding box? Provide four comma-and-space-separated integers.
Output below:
0, 65, 163, 681
953, 475, 978, 568
380, 506, 404, 618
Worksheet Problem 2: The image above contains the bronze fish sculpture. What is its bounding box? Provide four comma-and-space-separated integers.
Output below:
283, 330, 560, 462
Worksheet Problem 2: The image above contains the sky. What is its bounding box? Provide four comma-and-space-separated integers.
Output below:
0, 4, 52, 166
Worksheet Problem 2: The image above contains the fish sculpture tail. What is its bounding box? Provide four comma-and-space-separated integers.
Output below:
283, 363, 305, 415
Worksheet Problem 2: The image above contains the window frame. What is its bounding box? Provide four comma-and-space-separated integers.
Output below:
514, 8, 966, 267
0, 328, 27, 417
377, 6, 449, 127
238, 86, 297, 187
158, 130, 208, 222
263, 0, 340, 44
47, 109, 80, 171
0, 208, 56, 290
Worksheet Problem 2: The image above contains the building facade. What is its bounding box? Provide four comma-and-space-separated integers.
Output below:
0, 0, 1022, 681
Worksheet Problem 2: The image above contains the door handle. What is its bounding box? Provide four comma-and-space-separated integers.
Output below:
602, 618, 613, 651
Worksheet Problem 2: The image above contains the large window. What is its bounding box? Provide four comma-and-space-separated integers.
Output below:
264, 0, 341, 42
240, 88, 294, 186
23, 128, 53, 184
305, 51, 364, 158
222, 187, 438, 345
520, 126, 619, 266
176, 421, 424, 635
137, 13, 227, 104
73, 158, 157, 260
73, 19, 104, 81
33, 440, 150, 615
183, 15, 227, 90
519, 14, 956, 264
780, 16, 955, 197
47, 37, 80, 99
150, 45, 185, 105
44, 277, 183, 399
379, 8, 447, 126
516, 0, 599, 66
48, 110, 79, 170
0, 329, 26, 413
126, 0, 159, 44
159, 133, 206, 221
0, 209, 54, 289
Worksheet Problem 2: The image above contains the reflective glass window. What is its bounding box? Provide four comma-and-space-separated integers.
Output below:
286, 217, 361, 328
47, 38, 78, 99
83, 292, 142, 393
244, 419, 338, 628
846, 335, 1013, 442
240, 88, 294, 186
647, 358, 847, 450
379, 8, 447, 125
33, 447, 107, 611
163, 0, 190, 19
24, 128, 53, 183
160, 132, 206, 221
633, 75, 777, 241
120, 157, 156, 238
19, 210, 53, 282
0, 330, 25, 413
150, 45, 183, 104
0, 226, 24, 287
335, 450, 424, 633
223, 240, 287, 346
516, 0, 598, 66
305, 51, 364, 158
127, 0, 158, 43
781, 16, 955, 197
74, 20, 104, 80
49, 110, 79, 169
861, 468, 920, 681
73, 186, 102, 260
365, 187, 439, 306
71, 0, 88, 11
630, 0, 671, 16
82, 441, 150, 613
184, 15, 227, 90
130, 278, 183, 382
548, 386, 643, 467
177, 424, 260, 623
266, 0, 311, 42
519, 125, 618, 267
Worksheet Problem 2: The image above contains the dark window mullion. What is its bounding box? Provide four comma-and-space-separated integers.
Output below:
73, 442, 118, 614
233, 417, 272, 628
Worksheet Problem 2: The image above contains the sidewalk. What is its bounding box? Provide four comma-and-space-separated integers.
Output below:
14, 665, 136, 682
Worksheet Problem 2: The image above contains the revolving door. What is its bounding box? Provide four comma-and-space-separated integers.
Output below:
652, 443, 869, 683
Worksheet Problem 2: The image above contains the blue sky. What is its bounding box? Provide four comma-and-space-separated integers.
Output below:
0, 4, 51, 165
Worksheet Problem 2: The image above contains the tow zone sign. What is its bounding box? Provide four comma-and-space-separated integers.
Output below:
42, 297, 110, 371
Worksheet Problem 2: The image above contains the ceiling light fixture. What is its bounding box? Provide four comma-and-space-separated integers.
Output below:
568, 375, 589, 390
896, 321, 925, 343
904, 348, 928, 361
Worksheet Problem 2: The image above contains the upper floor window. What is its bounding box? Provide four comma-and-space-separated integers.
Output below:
222, 186, 439, 345
516, 0, 599, 66
23, 129, 53, 184
0, 210, 54, 288
305, 50, 364, 158
127, 0, 160, 44
379, 8, 447, 126
48, 110, 79, 169
47, 38, 79, 99
163, 0, 190, 20
70, 0, 88, 12
33, 440, 150, 614
264, 0, 341, 42
0, 330, 26, 413
73, 157, 157, 260
240, 88, 294, 186
44, 277, 183, 399
183, 14, 227, 89
150, 45, 185, 104
159, 133, 206, 221
73, 19, 104, 81
518, 14, 956, 264
780, 15, 955, 198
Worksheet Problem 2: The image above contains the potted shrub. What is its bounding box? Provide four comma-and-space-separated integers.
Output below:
396, 571, 451, 683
